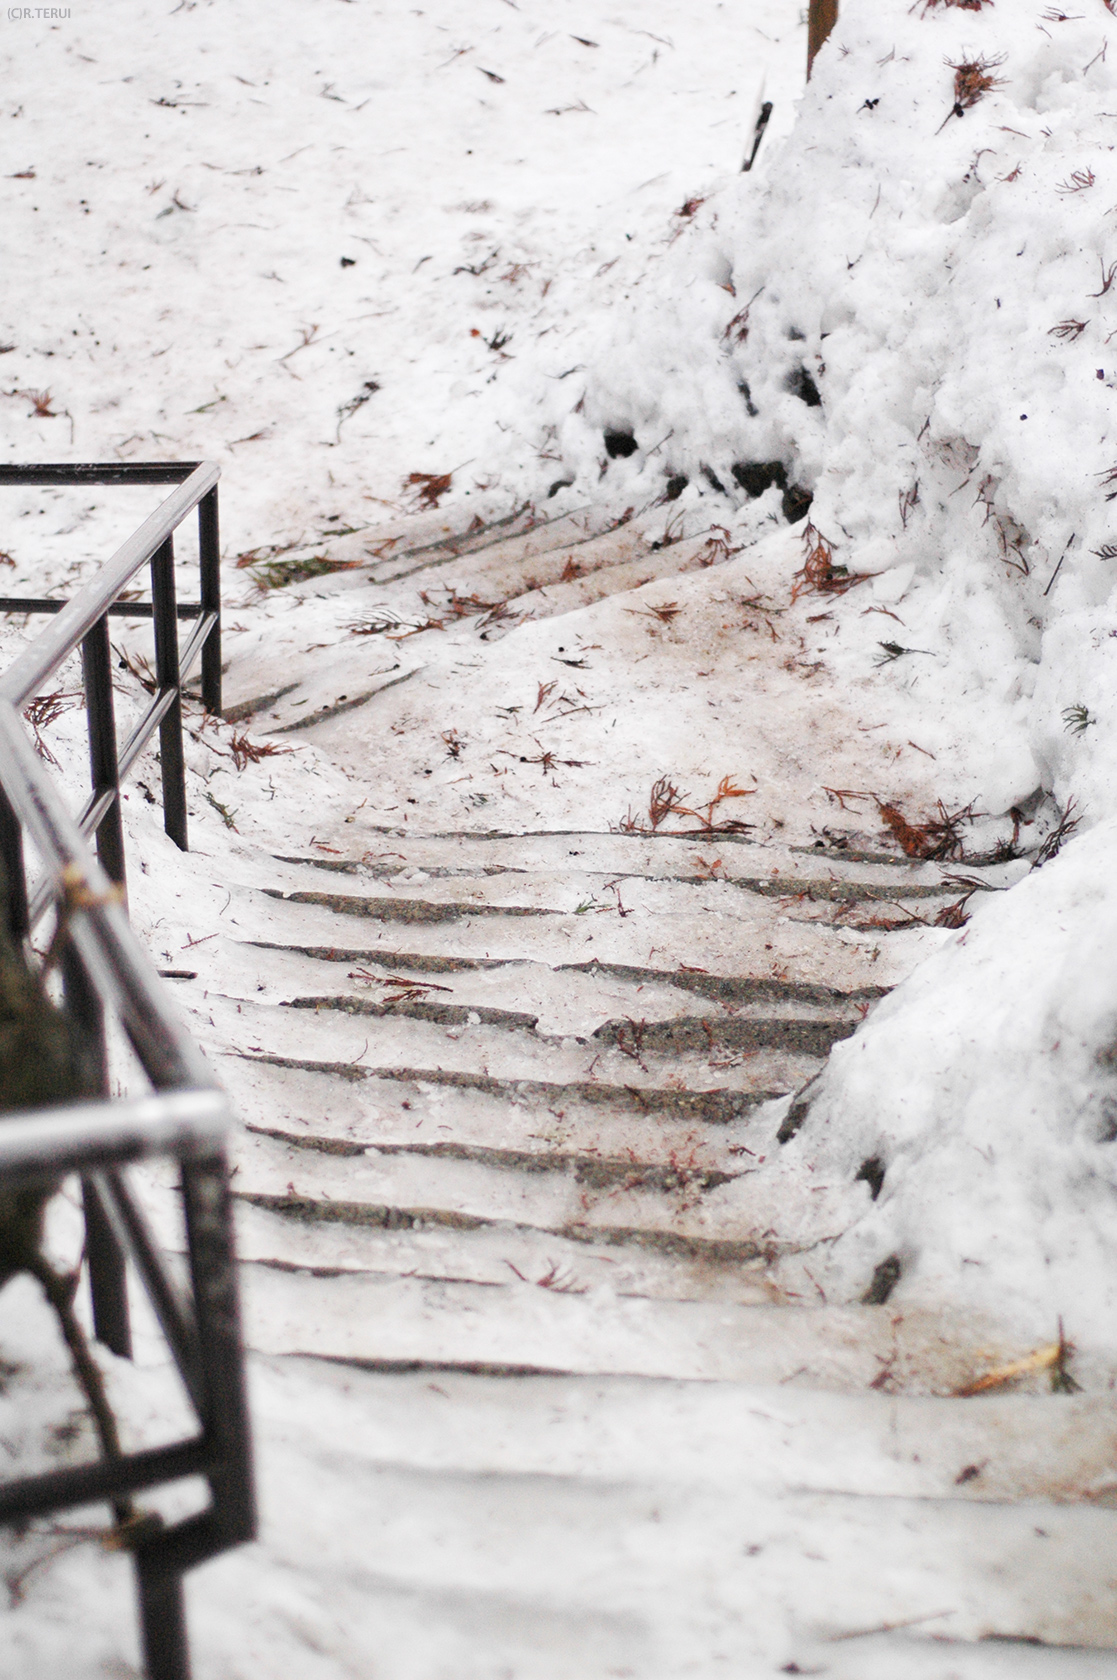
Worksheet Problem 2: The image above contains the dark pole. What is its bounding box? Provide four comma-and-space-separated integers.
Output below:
197, 488, 221, 718
0, 787, 29, 944
135, 1555, 192, 1680
807, 0, 838, 79
151, 537, 189, 851
81, 614, 127, 896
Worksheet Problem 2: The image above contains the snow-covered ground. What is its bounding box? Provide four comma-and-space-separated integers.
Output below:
7, 0, 1117, 1673
0, 0, 803, 554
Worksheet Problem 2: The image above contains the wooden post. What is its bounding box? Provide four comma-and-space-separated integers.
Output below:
807, 0, 838, 80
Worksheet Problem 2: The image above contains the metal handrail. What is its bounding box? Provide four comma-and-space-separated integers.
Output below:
0, 462, 219, 710
0, 464, 254, 1680
0, 461, 223, 934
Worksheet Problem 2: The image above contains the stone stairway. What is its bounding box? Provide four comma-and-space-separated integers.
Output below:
164, 832, 983, 1363
219, 499, 771, 737
122, 503, 1117, 1671
132, 821, 1117, 1673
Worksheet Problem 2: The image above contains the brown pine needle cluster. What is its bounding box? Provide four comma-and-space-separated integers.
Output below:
404, 470, 452, 508
1056, 168, 1095, 194
619, 773, 756, 835
790, 523, 865, 603
947, 53, 1006, 112
229, 732, 292, 770
876, 797, 976, 861
15, 387, 58, 418
22, 689, 82, 765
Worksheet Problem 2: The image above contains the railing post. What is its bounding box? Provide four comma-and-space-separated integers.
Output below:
0, 784, 29, 944
198, 489, 221, 718
135, 1552, 192, 1680
81, 614, 127, 896
180, 1156, 256, 1545
59, 934, 133, 1360
82, 1176, 133, 1360
807, 0, 838, 79
150, 537, 188, 851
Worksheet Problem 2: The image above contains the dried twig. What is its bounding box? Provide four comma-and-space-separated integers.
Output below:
955, 1321, 1079, 1396
347, 969, 451, 1004
619, 773, 756, 835
1091, 260, 1117, 297
1032, 798, 1080, 867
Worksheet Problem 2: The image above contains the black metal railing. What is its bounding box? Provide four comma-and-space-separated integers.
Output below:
0, 464, 253, 1680
0, 461, 222, 922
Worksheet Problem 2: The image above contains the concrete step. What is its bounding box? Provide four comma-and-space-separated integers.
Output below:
229, 1194, 783, 1306
217, 1050, 786, 1161
255, 833, 1013, 895
215, 1355, 1117, 1675
221, 1115, 811, 1265
208, 871, 937, 997
191, 992, 827, 1098
224, 514, 722, 732
263, 827, 1020, 884
213, 933, 883, 1017
244, 941, 891, 1006
239, 1264, 1049, 1391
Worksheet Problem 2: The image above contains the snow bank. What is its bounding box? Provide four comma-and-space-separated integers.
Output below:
527, 0, 1117, 1349
534, 0, 1117, 822
764, 818, 1117, 1359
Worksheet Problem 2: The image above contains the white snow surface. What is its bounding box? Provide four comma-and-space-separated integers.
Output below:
566, 0, 1117, 1352
8, 0, 1117, 1671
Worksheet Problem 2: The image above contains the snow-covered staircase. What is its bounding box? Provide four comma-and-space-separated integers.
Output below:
182, 832, 982, 1378
122, 507, 1117, 1672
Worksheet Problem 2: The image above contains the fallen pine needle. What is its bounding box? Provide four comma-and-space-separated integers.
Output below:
955, 1322, 1079, 1396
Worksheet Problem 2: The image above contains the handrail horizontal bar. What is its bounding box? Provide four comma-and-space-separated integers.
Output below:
0, 700, 216, 1089
77, 785, 117, 842
179, 611, 218, 684
0, 463, 202, 486
0, 1435, 209, 1523
117, 688, 178, 782
0, 1090, 228, 1181
0, 597, 202, 620
0, 462, 218, 709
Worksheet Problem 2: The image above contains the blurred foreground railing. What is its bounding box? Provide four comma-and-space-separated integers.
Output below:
0, 464, 253, 1680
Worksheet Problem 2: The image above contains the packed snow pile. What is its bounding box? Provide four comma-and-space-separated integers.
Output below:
531, 0, 1117, 822
509, 0, 1117, 1350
